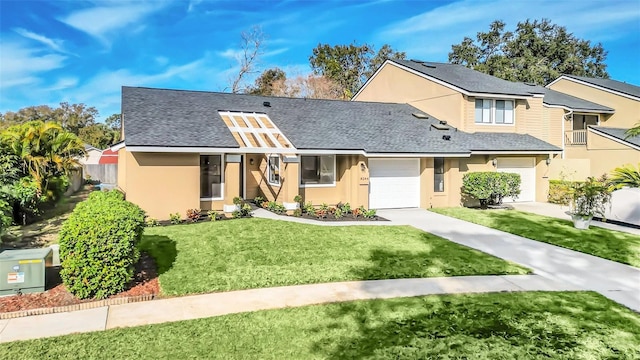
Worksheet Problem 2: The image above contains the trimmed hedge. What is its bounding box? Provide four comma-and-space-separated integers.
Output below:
462, 172, 521, 207
548, 180, 578, 205
59, 191, 146, 299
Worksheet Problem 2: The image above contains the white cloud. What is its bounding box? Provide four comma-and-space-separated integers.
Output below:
0, 41, 67, 90
187, 0, 203, 13
377, 0, 640, 59
46, 77, 79, 91
58, 2, 168, 42
13, 28, 69, 54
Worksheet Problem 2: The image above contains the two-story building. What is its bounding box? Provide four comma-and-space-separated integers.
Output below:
353, 59, 640, 181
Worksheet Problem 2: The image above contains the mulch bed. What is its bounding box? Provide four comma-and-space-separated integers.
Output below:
0, 252, 160, 313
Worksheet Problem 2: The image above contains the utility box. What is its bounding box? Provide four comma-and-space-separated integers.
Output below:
0, 248, 54, 296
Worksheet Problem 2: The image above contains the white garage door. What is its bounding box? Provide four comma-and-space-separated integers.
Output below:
369, 158, 420, 209
497, 157, 536, 202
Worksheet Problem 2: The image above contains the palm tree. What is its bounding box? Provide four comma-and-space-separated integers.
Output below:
625, 123, 640, 139
0, 121, 85, 191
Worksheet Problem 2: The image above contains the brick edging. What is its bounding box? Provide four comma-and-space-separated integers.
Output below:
0, 294, 157, 320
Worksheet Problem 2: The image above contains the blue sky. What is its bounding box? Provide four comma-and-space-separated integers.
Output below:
1, 0, 639, 121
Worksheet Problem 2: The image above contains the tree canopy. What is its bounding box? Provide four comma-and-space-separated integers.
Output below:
448, 19, 609, 85
1, 104, 120, 149
309, 42, 406, 98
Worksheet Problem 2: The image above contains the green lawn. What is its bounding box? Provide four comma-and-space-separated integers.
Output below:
3, 291, 639, 359
430, 208, 640, 267
139, 218, 528, 296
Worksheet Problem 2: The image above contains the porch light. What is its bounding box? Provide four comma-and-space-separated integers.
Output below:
492, 158, 497, 167
546, 158, 552, 165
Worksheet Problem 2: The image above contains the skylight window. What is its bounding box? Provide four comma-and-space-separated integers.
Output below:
218, 111, 295, 150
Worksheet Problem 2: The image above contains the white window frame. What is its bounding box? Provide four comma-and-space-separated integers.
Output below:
199, 153, 225, 201
268, 155, 281, 186
475, 98, 515, 125
299, 155, 337, 188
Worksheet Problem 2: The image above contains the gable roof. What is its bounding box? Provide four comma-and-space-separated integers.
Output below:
383, 60, 542, 97
122, 86, 560, 155
122, 86, 470, 155
589, 126, 640, 150
525, 85, 614, 113
549, 75, 640, 100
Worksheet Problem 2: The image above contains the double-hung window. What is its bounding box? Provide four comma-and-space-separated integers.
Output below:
475, 99, 514, 124
268, 155, 280, 186
300, 155, 335, 185
200, 155, 222, 199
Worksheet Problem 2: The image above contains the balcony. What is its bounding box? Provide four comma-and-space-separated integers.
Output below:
565, 129, 587, 145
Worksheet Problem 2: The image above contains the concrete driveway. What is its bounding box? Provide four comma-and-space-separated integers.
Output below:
377, 208, 640, 312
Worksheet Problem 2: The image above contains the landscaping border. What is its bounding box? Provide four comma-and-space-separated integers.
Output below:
0, 293, 157, 320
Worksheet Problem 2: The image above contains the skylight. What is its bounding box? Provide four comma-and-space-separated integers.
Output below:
218, 111, 295, 150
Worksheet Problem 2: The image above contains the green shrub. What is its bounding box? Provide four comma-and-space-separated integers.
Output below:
169, 212, 181, 224
303, 201, 315, 214
548, 180, 577, 205
232, 203, 253, 218
253, 196, 265, 206
462, 172, 521, 208
145, 218, 160, 227
58, 191, 146, 299
363, 208, 377, 219
334, 207, 344, 219
0, 198, 11, 235
207, 210, 219, 221
266, 201, 286, 214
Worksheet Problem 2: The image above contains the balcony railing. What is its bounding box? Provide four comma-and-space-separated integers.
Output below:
565, 129, 587, 145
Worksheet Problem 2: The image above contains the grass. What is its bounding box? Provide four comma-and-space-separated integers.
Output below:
2, 291, 639, 359
139, 218, 528, 296
430, 207, 640, 267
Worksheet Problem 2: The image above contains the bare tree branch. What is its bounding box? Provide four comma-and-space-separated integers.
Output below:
230, 26, 265, 94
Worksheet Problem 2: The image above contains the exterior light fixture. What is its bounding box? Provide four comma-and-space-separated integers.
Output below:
546, 158, 551, 165
492, 158, 498, 167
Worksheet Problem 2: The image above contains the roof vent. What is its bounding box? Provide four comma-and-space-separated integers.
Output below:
439, 120, 447, 125
263, 101, 271, 107
442, 135, 451, 141
524, 82, 536, 86
432, 123, 450, 130
412, 113, 429, 119
421, 63, 436, 69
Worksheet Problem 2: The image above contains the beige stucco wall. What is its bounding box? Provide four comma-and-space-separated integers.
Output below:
563, 131, 640, 177
548, 159, 591, 180
245, 153, 300, 203
549, 78, 640, 128
124, 152, 200, 220
354, 63, 465, 128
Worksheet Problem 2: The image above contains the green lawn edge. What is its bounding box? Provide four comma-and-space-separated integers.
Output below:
2, 291, 639, 359
139, 218, 530, 296
430, 207, 640, 267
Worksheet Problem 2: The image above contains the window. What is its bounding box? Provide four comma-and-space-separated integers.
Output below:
300, 155, 335, 185
268, 155, 280, 186
434, 157, 445, 192
200, 155, 222, 199
475, 99, 514, 124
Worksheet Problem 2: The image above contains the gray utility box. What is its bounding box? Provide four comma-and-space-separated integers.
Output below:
0, 248, 54, 296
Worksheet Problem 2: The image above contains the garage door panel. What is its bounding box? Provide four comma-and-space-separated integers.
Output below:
369, 159, 420, 209
497, 157, 535, 202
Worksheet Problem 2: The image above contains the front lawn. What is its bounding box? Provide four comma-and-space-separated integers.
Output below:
140, 218, 528, 296
3, 291, 639, 358
431, 208, 640, 267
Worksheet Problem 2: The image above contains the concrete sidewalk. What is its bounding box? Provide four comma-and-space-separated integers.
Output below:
510, 202, 640, 235
379, 209, 640, 312
0, 275, 575, 343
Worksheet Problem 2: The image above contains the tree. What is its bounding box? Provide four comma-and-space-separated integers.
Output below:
105, 113, 121, 132
309, 42, 406, 98
625, 123, 640, 139
1, 121, 85, 192
230, 26, 266, 94
449, 19, 609, 85
246, 67, 287, 96
55, 102, 98, 135
79, 123, 119, 149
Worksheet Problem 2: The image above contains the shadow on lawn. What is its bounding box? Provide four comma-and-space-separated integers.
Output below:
309, 292, 636, 359
484, 209, 639, 267
138, 235, 178, 275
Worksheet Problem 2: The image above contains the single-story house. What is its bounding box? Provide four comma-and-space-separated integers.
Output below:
113, 86, 561, 220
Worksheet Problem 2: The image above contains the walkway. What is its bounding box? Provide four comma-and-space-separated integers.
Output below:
510, 202, 640, 235
378, 209, 640, 312
0, 275, 574, 343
